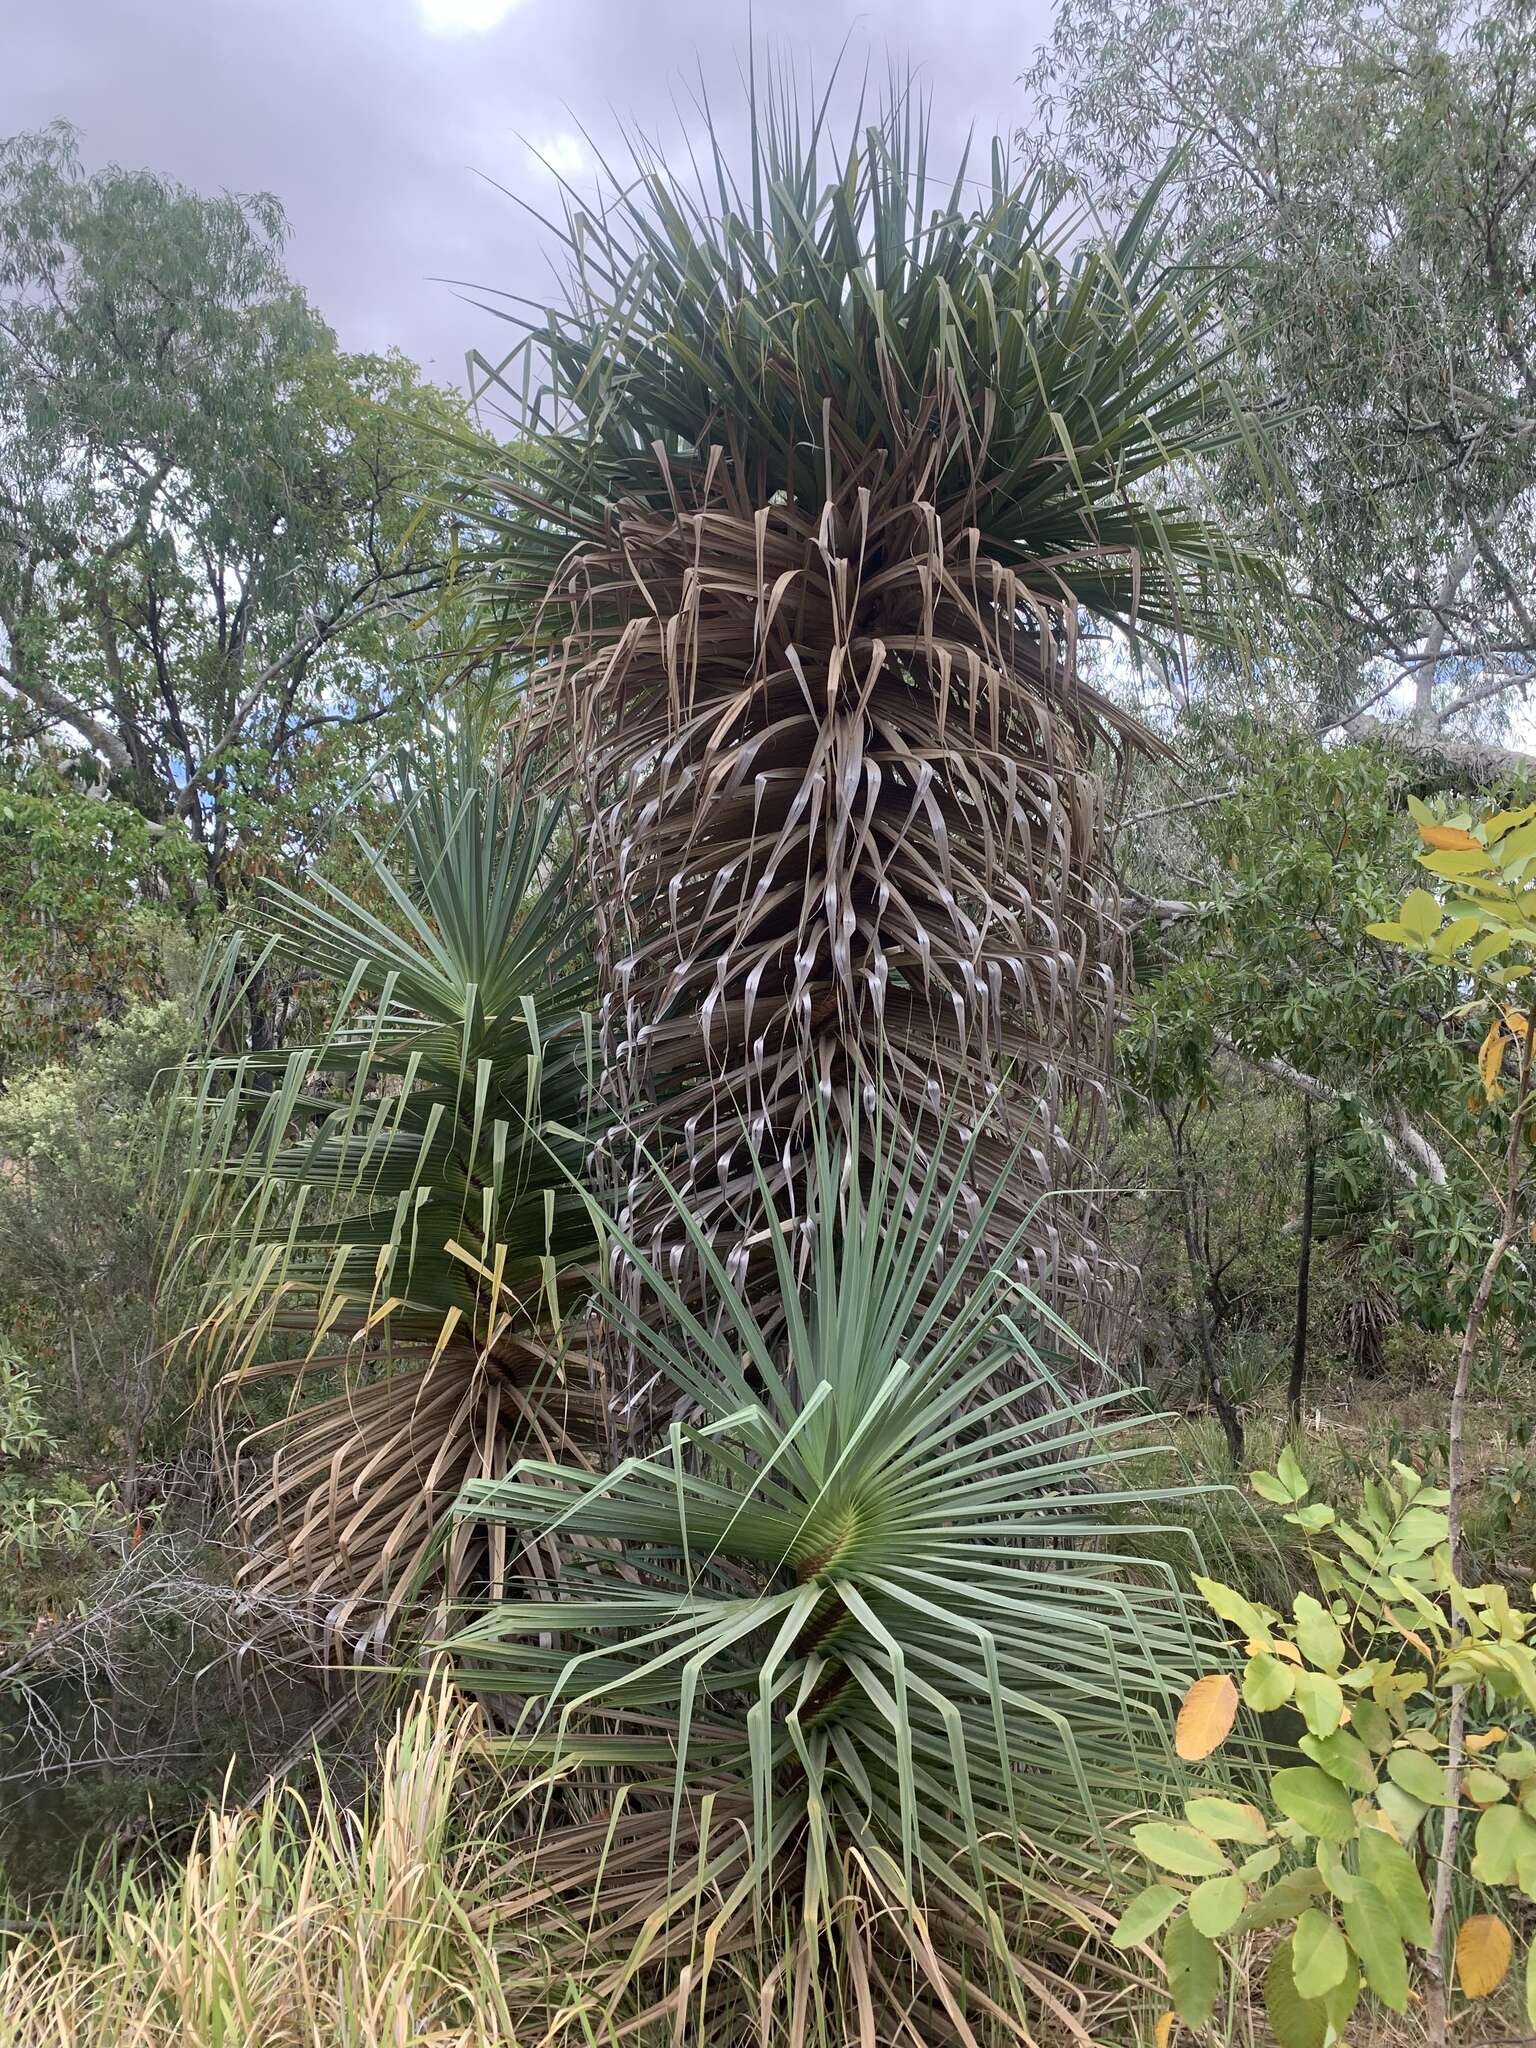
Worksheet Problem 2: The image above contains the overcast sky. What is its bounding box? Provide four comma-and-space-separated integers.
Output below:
4, 1, 1051, 391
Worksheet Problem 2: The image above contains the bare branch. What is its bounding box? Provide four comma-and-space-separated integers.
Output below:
0, 658, 135, 781
1213, 1031, 1448, 1186
171, 583, 424, 821
1342, 710, 1536, 783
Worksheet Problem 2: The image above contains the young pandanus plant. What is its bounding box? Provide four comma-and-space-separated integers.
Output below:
442, 1108, 1221, 2042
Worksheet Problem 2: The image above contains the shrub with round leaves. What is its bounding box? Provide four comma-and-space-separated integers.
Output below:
1113, 1455, 1536, 2044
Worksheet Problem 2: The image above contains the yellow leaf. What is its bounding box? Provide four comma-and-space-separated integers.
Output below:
1419, 822, 1481, 851
1154, 2012, 1178, 2048
1176, 1674, 1239, 1760
1479, 1021, 1508, 1103
1456, 1915, 1512, 1999
1465, 1728, 1507, 1754
1270, 1640, 1304, 1665
1382, 1606, 1436, 1661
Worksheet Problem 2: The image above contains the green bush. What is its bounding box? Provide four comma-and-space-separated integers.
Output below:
0, 998, 195, 1497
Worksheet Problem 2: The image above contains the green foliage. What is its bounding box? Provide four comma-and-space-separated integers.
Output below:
172, 718, 599, 1645
1368, 794, 1536, 986
1126, 736, 1536, 1359
0, 1345, 52, 1463
1115, 1456, 1536, 2037
0, 121, 466, 934
1117, 1088, 1315, 1391
0, 1344, 111, 1573
1033, 0, 1536, 725
0, 771, 197, 1070
0, 1474, 117, 1573
1127, 737, 1469, 1132
179, 717, 594, 1363
0, 997, 195, 1486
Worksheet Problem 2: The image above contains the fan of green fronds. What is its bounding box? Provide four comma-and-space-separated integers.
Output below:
452, 72, 1279, 1387
442, 1110, 1220, 2043
174, 720, 600, 1652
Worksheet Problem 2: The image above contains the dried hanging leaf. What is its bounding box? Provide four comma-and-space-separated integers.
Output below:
1176, 1674, 1240, 1760
1456, 1915, 1512, 1999
533, 478, 1144, 1395
1479, 1020, 1508, 1102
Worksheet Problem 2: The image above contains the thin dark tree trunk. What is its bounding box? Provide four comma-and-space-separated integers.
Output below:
1159, 1104, 1245, 1467
1288, 1103, 1316, 1423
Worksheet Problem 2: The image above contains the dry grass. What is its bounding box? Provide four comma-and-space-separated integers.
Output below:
0, 1686, 518, 2048
5, 1682, 1123, 2047
3, 1675, 1510, 2047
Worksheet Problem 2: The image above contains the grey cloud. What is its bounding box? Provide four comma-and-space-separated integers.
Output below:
3, 0, 1050, 387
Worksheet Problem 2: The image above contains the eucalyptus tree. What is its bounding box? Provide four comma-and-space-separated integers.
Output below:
458, 86, 1268, 1378
0, 123, 463, 920
1031, 0, 1536, 745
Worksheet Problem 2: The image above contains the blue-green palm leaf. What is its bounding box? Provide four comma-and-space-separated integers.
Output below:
174, 719, 599, 1653
444, 1110, 1222, 2037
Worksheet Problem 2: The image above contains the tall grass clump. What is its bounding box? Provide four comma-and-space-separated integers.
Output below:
0, 1688, 516, 2048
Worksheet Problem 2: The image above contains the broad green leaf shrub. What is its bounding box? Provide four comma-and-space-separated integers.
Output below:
1366, 795, 1536, 984
1115, 1453, 1536, 2042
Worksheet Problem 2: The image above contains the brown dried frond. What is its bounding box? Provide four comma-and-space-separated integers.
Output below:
215, 1333, 602, 1662
529, 440, 1142, 1407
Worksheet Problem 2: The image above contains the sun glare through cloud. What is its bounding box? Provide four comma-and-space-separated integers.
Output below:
416, 0, 524, 36
528, 132, 588, 179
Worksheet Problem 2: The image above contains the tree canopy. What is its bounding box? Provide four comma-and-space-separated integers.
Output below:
0, 123, 465, 914
1032, 0, 1536, 741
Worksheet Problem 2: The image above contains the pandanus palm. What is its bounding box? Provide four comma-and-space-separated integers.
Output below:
457, 83, 1268, 1393
444, 1116, 1217, 2042
176, 722, 598, 1653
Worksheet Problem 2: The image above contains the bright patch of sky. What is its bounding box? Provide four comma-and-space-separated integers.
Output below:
0, 2, 1044, 382
417, 0, 525, 36
528, 133, 588, 180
